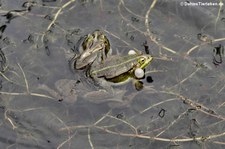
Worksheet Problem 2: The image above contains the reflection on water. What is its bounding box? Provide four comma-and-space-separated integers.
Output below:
0, 0, 225, 148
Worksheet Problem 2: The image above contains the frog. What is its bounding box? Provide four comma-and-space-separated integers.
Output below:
73, 30, 111, 70
38, 52, 152, 105
87, 52, 153, 94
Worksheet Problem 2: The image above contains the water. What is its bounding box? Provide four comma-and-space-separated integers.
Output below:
0, 0, 225, 148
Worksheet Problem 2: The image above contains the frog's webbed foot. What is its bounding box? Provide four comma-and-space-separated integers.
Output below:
83, 89, 126, 104
94, 77, 114, 93
133, 80, 144, 91
82, 76, 123, 103
38, 79, 78, 103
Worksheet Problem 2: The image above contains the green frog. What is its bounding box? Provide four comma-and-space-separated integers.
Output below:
87, 52, 153, 93
73, 30, 111, 69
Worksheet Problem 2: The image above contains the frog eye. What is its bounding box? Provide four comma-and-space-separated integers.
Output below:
139, 57, 146, 63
